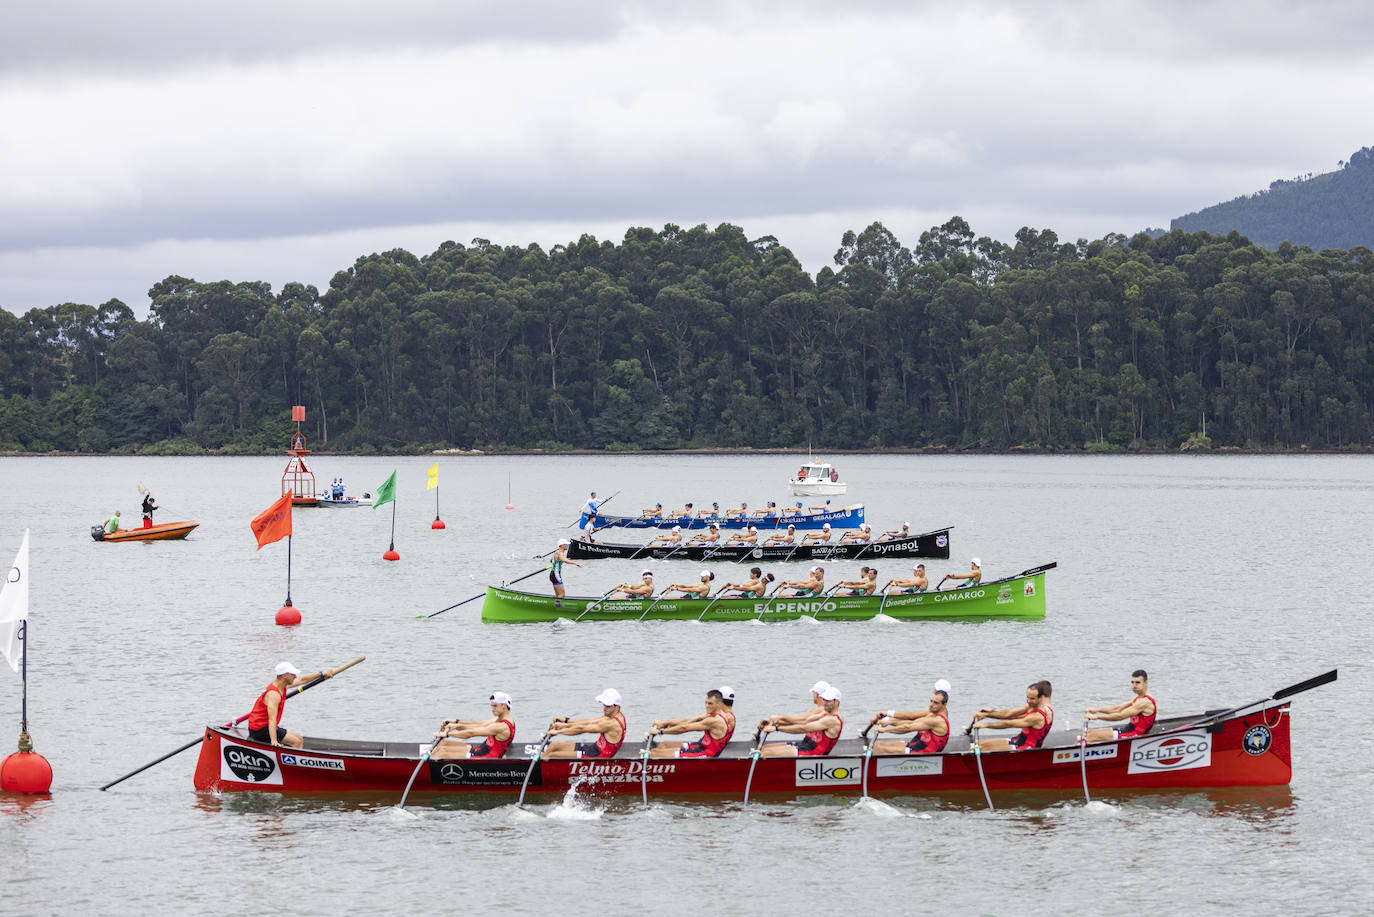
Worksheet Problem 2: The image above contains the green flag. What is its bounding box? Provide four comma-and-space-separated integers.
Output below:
374, 470, 397, 509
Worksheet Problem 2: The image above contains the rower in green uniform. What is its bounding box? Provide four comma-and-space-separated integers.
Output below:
940, 558, 981, 589
777, 566, 824, 596
883, 563, 928, 594
549, 538, 582, 599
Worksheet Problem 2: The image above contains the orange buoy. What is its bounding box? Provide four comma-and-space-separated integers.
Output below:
2, 748, 53, 794
431, 518, 446, 530
383, 548, 400, 561
275, 603, 301, 626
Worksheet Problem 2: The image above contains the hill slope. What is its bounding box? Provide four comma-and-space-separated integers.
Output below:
1172, 146, 1374, 251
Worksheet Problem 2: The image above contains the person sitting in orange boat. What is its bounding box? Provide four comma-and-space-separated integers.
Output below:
776, 566, 824, 596
104, 509, 122, 534
247, 661, 337, 747
764, 524, 796, 546
833, 567, 877, 595
802, 523, 834, 545
647, 525, 683, 546
940, 558, 982, 589
877, 522, 911, 541
544, 689, 627, 759
1084, 670, 1157, 741
883, 563, 929, 594
688, 524, 721, 545
721, 567, 774, 597
760, 685, 843, 757
971, 680, 1054, 751
610, 570, 655, 598
649, 687, 736, 758
869, 680, 952, 754
433, 691, 516, 759
665, 570, 715, 597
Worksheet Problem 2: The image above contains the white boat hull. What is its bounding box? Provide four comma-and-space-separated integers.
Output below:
789, 478, 847, 496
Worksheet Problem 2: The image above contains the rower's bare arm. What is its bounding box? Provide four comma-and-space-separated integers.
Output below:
978, 711, 1045, 731
447, 721, 510, 740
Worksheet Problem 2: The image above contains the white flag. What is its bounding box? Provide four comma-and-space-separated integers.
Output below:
0, 530, 29, 673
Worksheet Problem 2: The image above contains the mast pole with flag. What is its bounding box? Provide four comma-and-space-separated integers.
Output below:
1, 529, 53, 793
251, 492, 299, 625
428, 463, 445, 529
377, 470, 400, 561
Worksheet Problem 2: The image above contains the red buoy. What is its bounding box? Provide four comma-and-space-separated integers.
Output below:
504, 503, 514, 510
431, 518, 446, 530
275, 604, 302, 626
1, 751, 53, 794
383, 548, 400, 561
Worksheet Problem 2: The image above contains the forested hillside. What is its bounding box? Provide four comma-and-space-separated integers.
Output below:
1172, 146, 1374, 251
1, 218, 1372, 453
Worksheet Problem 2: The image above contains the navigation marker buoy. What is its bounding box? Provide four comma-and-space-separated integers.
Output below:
275, 600, 301, 626
432, 518, 446, 530
384, 541, 400, 562
1, 531, 53, 793
2, 744, 53, 794
505, 471, 514, 510
427, 463, 445, 529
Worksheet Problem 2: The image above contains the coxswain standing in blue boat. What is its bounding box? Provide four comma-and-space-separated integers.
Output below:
610, 570, 655, 598
247, 661, 337, 748
140, 492, 158, 529
433, 691, 515, 759
550, 538, 582, 599
722, 567, 773, 597
776, 566, 824, 596
649, 687, 736, 758
759, 685, 843, 758
940, 558, 982, 589
883, 564, 928, 594
1084, 670, 1157, 742
583, 492, 600, 517
544, 689, 627, 759
869, 680, 952, 755
765, 524, 796, 546
971, 681, 1054, 752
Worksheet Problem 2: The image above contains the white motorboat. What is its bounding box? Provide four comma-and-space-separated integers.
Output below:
788, 459, 847, 496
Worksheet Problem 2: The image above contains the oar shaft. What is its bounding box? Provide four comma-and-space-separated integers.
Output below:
424, 569, 544, 618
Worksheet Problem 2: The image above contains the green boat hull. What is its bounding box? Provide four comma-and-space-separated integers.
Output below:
480, 568, 1051, 623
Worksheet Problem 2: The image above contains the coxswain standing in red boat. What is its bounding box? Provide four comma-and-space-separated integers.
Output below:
544, 689, 627, 759
433, 692, 516, 759
869, 680, 952, 754
649, 687, 737, 758
760, 685, 843, 757
247, 661, 337, 748
971, 680, 1054, 751
1084, 670, 1157, 741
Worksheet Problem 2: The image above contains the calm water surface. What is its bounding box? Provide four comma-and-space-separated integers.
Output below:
0, 454, 1369, 915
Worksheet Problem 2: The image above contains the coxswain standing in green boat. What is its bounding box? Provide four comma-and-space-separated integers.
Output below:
1083, 670, 1157, 742
104, 509, 122, 534
721, 567, 773, 597
247, 661, 337, 748
610, 570, 655, 598
760, 685, 843, 758
544, 689, 627, 759
940, 558, 982, 589
971, 680, 1054, 752
665, 571, 715, 597
883, 564, 929, 594
776, 566, 824, 596
433, 691, 516, 759
550, 539, 582, 599
869, 679, 952, 755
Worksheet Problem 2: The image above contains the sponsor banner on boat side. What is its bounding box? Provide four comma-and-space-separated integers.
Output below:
1127, 730, 1211, 774
428, 760, 538, 786
752, 600, 838, 616
795, 758, 863, 786
1052, 745, 1118, 764
567, 761, 678, 785
864, 539, 918, 556
996, 587, 1014, 606
875, 757, 943, 778
1243, 725, 1272, 755
936, 535, 947, 548
280, 752, 346, 771
576, 543, 623, 557
221, 740, 283, 785
1024, 580, 1036, 597
932, 589, 985, 603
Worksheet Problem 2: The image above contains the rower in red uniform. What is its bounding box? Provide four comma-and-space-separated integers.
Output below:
246, 661, 337, 747
869, 679, 952, 754
1084, 670, 1157, 741
649, 687, 737, 758
432, 691, 516, 759
971, 680, 1054, 751
544, 689, 627, 759
760, 685, 843, 757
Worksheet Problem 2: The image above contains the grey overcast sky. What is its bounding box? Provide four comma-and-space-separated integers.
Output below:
3, 0, 1371, 314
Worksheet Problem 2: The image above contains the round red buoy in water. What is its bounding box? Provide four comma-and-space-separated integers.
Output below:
383, 549, 400, 561
1, 751, 53, 793
505, 503, 514, 510
431, 519, 446, 529
275, 604, 302, 626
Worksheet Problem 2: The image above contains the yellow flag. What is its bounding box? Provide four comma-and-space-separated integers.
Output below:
426, 463, 439, 490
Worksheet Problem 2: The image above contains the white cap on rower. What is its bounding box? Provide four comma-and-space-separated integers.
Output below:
558, 538, 570, 546
818, 686, 842, 702
672, 525, 681, 532
275, 661, 300, 676
699, 570, 710, 578
811, 680, 831, 695
641, 569, 653, 578
489, 691, 513, 707
718, 685, 736, 701
822, 523, 831, 530
903, 522, 911, 529
861, 523, 871, 531
971, 557, 982, 566
810, 566, 821, 573
596, 688, 623, 707
748, 525, 757, 532
933, 679, 952, 695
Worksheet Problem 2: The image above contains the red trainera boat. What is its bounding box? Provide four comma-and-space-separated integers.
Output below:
193, 672, 1331, 802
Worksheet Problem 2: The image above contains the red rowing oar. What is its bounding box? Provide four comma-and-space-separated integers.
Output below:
100, 656, 364, 791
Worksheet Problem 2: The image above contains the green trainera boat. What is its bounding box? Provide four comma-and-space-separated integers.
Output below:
480, 563, 1055, 623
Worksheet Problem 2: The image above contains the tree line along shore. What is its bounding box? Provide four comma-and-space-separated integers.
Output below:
1, 218, 1370, 454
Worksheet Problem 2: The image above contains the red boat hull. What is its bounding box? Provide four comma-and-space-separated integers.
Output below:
192, 705, 1292, 800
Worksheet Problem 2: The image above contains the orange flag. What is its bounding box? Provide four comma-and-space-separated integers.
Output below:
251, 491, 293, 549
